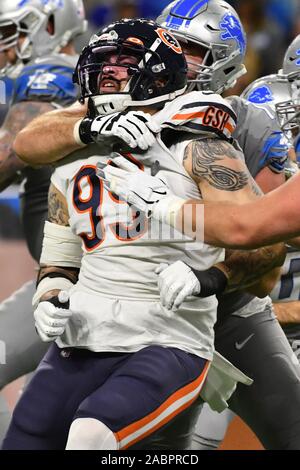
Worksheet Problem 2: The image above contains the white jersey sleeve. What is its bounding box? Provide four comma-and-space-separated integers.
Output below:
153, 90, 237, 141
51, 166, 68, 195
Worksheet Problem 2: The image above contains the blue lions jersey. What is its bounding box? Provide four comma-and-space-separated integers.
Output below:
12, 53, 78, 106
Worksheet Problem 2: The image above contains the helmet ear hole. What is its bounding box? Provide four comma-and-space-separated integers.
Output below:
224, 66, 235, 76
19, 21, 28, 37
47, 15, 55, 36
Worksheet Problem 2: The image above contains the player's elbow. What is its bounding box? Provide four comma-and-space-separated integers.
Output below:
13, 129, 38, 165
225, 216, 259, 249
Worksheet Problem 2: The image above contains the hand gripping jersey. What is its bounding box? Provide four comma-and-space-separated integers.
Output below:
12, 53, 79, 262
51, 91, 236, 358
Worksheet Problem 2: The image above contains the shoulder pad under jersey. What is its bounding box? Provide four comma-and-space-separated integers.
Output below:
154, 91, 237, 141
13, 53, 79, 106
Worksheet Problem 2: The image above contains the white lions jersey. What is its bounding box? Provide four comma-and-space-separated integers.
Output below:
51, 91, 235, 359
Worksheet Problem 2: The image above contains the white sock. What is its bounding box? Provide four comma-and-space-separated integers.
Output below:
66, 418, 118, 450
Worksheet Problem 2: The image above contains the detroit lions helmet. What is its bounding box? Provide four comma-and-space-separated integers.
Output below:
0, 0, 87, 76
74, 19, 187, 115
241, 74, 300, 135
281, 34, 300, 81
156, 0, 247, 94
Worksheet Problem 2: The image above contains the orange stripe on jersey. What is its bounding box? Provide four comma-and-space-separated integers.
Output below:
172, 111, 205, 120
225, 121, 235, 134
115, 360, 210, 450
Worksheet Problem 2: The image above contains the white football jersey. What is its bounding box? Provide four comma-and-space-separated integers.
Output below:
51, 91, 235, 358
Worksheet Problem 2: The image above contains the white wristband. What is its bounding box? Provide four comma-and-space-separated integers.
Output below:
32, 277, 74, 310
152, 195, 186, 227
73, 119, 87, 147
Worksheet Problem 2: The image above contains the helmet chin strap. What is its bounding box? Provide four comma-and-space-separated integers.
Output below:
91, 87, 187, 116
91, 94, 133, 115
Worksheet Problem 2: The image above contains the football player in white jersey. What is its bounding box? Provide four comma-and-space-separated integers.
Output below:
3, 18, 268, 450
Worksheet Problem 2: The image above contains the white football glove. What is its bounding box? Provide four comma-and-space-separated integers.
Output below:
97, 155, 170, 216
156, 261, 200, 311
34, 291, 73, 343
90, 111, 160, 150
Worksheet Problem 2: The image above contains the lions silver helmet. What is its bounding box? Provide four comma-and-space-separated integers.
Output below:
0, 0, 87, 74
241, 74, 300, 136
157, 0, 247, 94
281, 34, 300, 81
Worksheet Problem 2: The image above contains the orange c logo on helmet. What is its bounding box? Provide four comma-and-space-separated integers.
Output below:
156, 28, 182, 54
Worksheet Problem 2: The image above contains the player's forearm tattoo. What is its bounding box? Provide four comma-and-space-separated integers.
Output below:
188, 139, 249, 191
219, 244, 286, 292
4, 101, 53, 136
48, 184, 69, 226
0, 101, 54, 191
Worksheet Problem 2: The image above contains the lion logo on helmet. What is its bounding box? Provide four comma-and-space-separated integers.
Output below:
220, 13, 246, 55
247, 86, 273, 105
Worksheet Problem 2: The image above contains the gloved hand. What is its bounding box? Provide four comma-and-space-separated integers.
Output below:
34, 291, 72, 342
97, 155, 170, 216
78, 111, 160, 150
155, 261, 200, 311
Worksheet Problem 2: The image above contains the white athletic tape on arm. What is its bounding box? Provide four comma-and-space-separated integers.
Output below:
40, 221, 83, 268
152, 195, 186, 227
73, 119, 87, 147
32, 277, 74, 310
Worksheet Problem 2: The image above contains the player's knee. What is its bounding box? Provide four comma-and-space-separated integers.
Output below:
66, 418, 118, 450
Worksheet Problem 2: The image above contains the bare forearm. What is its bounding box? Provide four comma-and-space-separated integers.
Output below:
178, 181, 300, 249
246, 267, 282, 298
215, 243, 286, 293
14, 106, 86, 165
273, 301, 300, 324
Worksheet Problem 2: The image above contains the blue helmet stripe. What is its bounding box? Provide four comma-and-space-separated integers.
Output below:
170, 0, 209, 19
188, 0, 210, 18
165, 15, 185, 29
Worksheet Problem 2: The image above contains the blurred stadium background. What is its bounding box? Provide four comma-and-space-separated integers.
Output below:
1, 0, 299, 449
